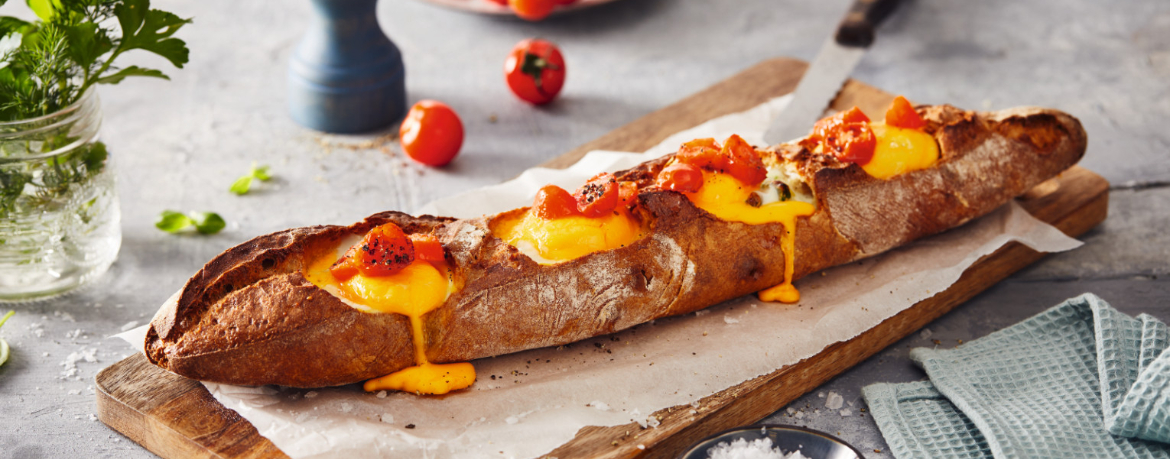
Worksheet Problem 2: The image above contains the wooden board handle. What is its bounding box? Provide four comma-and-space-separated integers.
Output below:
835, 0, 902, 47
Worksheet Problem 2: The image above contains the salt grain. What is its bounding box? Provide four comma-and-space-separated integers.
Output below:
840, 409, 852, 417
304, 391, 318, 399
376, 391, 388, 399
724, 315, 740, 324
589, 401, 610, 411
919, 328, 933, 340
381, 413, 394, 423
826, 392, 844, 410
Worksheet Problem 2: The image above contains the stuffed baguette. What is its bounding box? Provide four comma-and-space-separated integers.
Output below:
146, 101, 1086, 389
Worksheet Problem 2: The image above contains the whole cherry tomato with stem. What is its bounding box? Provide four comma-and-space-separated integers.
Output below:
399, 100, 464, 167
505, 38, 565, 105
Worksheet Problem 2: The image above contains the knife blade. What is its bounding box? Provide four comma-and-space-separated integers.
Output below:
763, 0, 903, 145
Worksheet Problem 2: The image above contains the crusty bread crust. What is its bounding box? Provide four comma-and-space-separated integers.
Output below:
145, 105, 1086, 388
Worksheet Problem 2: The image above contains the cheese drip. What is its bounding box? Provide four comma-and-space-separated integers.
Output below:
685, 172, 815, 303
863, 123, 940, 179
494, 210, 645, 264
305, 249, 475, 395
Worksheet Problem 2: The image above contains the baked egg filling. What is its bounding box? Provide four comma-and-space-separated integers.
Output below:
304, 236, 475, 395
493, 209, 646, 265
864, 122, 940, 179
685, 171, 815, 303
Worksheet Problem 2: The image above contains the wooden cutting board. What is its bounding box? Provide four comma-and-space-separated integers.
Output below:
95, 57, 1110, 459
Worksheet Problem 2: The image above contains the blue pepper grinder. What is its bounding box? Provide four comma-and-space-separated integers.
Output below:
288, 0, 407, 133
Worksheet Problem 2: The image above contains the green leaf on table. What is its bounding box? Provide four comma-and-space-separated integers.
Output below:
95, 65, 166, 84
155, 210, 225, 235
229, 176, 252, 195
190, 212, 225, 234
155, 209, 192, 233
229, 163, 272, 195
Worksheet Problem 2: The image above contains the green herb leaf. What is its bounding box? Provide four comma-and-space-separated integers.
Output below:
95, 65, 165, 84
190, 212, 225, 235
62, 22, 111, 69
26, 0, 57, 22
251, 164, 271, 182
229, 163, 272, 195
155, 210, 192, 233
117, 1, 192, 69
228, 175, 253, 195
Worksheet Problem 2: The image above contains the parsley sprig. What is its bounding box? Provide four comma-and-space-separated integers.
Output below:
0, 0, 192, 120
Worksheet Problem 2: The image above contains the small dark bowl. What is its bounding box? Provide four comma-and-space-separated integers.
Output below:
678, 424, 866, 459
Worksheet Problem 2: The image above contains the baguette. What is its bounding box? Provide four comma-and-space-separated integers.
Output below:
145, 104, 1086, 388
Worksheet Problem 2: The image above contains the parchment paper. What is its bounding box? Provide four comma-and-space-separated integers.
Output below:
125, 95, 1085, 458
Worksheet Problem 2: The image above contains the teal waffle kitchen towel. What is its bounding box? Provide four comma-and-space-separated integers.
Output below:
862, 293, 1170, 458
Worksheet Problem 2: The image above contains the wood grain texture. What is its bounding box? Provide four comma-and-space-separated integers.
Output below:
95, 57, 1109, 459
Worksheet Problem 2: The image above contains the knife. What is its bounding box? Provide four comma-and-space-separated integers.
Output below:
763, 0, 903, 145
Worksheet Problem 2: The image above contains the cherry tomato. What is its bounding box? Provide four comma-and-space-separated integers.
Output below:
337, 223, 415, 278
675, 135, 766, 186
409, 233, 446, 263
573, 173, 619, 218
617, 181, 639, 210
719, 135, 767, 186
656, 163, 704, 193
400, 100, 464, 167
505, 38, 565, 105
329, 244, 360, 281
532, 185, 580, 220
810, 106, 876, 165
508, 0, 556, 21
885, 95, 926, 130
486, 0, 508, 5
675, 138, 723, 170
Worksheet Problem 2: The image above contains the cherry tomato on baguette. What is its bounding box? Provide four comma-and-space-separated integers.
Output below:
505, 39, 565, 105
617, 181, 639, 210
400, 100, 464, 167
810, 106, 876, 165
409, 234, 446, 263
885, 95, 926, 130
508, 0, 555, 21
719, 135, 767, 186
656, 162, 704, 193
332, 223, 416, 280
329, 244, 360, 281
675, 135, 766, 186
532, 185, 580, 220
573, 173, 619, 218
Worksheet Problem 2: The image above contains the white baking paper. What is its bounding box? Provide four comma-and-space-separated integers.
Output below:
126, 94, 1085, 459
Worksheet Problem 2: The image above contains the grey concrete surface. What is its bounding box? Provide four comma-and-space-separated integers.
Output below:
0, 0, 1167, 458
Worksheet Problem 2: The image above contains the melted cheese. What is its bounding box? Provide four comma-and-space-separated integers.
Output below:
304, 246, 475, 395
685, 172, 815, 303
863, 123, 940, 180
494, 210, 645, 264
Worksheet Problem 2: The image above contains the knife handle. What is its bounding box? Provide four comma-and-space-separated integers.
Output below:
835, 0, 902, 48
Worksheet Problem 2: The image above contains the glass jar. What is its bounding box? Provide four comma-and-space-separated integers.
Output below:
0, 89, 121, 301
